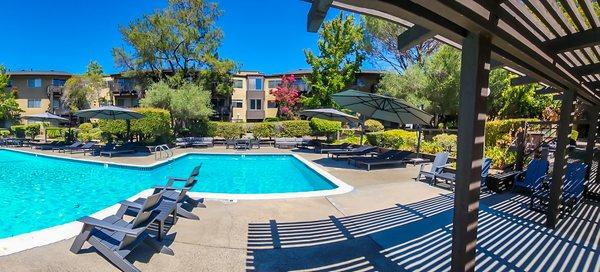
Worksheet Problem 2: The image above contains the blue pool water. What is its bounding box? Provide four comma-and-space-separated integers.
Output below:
0, 149, 337, 239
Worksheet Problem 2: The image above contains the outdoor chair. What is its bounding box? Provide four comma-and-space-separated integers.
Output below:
69, 191, 176, 272
100, 143, 136, 157
327, 146, 377, 159
530, 162, 587, 213
415, 152, 450, 183
317, 143, 353, 154
434, 158, 492, 191
235, 139, 251, 150
69, 142, 96, 154
55, 141, 82, 152
175, 137, 192, 148
151, 164, 203, 220
349, 150, 414, 171
225, 139, 236, 149
274, 137, 299, 149
514, 159, 549, 195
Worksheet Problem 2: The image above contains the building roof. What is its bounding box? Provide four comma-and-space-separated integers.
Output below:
7, 70, 72, 77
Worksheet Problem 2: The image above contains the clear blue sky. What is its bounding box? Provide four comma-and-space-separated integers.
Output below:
0, 0, 360, 75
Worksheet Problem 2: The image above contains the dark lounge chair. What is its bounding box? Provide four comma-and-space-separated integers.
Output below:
316, 143, 353, 154
192, 137, 214, 148
150, 165, 203, 220
70, 191, 176, 272
33, 141, 63, 150
349, 150, 414, 171
530, 162, 586, 213
69, 142, 96, 154
434, 158, 492, 191
56, 141, 83, 152
100, 143, 136, 157
327, 146, 377, 159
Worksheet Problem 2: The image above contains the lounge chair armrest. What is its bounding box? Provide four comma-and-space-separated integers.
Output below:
118, 200, 144, 210
78, 216, 141, 235
153, 185, 178, 191
168, 177, 188, 182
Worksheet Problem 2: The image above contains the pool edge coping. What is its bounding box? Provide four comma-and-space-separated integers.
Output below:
0, 147, 353, 256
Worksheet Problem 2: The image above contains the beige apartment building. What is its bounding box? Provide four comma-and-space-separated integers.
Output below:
2, 69, 383, 127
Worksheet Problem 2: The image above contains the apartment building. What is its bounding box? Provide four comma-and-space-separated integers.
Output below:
230, 69, 383, 122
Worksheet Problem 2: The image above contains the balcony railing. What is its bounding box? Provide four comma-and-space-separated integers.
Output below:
109, 81, 139, 96
46, 85, 64, 97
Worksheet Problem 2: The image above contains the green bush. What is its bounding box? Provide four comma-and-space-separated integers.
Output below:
485, 146, 516, 169
278, 120, 311, 137
188, 121, 217, 137
213, 122, 245, 139
132, 108, 171, 144
252, 122, 276, 139
334, 135, 366, 145
23, 124, 41, 140
77, 122, 102, 142
264, 117, 283, 122
363, 119, 384, 132
45, 127, 65, 139
10, 125, 26, 138
0, 129, 10, 137
98, 120, 127, 142
432, 133, 457, 153
366, 129, 417, 151
420, 141, 444, 154
485, 118, 537, 147
570, 130, 579, 141
309, 118, 341, 137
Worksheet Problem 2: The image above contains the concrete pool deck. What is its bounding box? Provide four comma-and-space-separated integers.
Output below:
0, 146, 598, 271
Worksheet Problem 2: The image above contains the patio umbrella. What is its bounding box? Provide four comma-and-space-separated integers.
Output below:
75, 106, 143, 142
332, 89, 434, 146
23, 112, 69, 142
299, 108, 359, 123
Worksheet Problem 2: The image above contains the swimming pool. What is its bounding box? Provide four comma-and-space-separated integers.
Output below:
0, 149, 349, 240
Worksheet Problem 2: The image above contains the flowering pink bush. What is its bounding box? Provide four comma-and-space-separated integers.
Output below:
269, 75, 300, 119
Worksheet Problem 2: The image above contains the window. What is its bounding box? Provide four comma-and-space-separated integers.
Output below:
267, 100, 277, 108
27, 99, 41, 108
52, 79, 67, 86
267, 79, 281, 89
233, 79, 243, 89
116, 99, 126, 107
250, 99, 262, 110
293, 79, 309, 93
232, 100, 243, 108
27, 78, 42, 88
248, 77, 263, 91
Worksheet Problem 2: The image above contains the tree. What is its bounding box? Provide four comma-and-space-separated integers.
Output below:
303, 13, 365, 109
113, 0, 236, 96
270, 75, 300, 119
0, 65, 23, 123
86, 61, 104, 76
361, 15, 439, 73
61, 61, 108, 111
141, 81, 213, 130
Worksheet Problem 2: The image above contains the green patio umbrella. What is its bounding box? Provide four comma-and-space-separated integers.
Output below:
75, 106, 143, 142
332, 89, 433, 146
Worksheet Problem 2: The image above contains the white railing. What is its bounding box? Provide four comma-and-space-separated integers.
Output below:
154, 144, 173, 160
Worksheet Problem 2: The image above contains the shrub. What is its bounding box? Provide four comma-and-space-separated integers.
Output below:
45, 127, 65, 139
213, 122, 245, 139
485, 146, 516, 169
252, 122, 276, 139
24, 124, 41, 140
366, 129, 417, 151
10, 125, 26, 138
78, 122, 102, 142
0, 129, 10, 137
264, 117, 283, 122
334, 136, 366, 145
420, 141, 444, 154
132, 108, 171, 144
309, 118, 341, 137
485, 118, 537, 147
188, 121, 217, 137
570, 130, 579, 141
278, 120, 311, 137
363, 119, 384, 132
432, 133, 457, 153
98, 120, 127, 142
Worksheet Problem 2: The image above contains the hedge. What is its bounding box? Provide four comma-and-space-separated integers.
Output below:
10, 125, 26, 138
78, 123, 103, 142
421, 140, 444, 155
278, 120, 311, 137
98, 108, 172, 144
0, 129, 10, 137
367, 129, 417, 151
11, 124, 41, 140
363, 119, 384, 132
212, 122, 246, 139
309, 118, 341, 137
432, 133, 457, 153
45, 127, 65, 139
485, 118, 537, 147
485, 146, 516, 169
252, 122, 276, 139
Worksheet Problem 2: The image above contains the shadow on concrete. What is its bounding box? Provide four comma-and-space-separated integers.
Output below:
246, 193, 600, 271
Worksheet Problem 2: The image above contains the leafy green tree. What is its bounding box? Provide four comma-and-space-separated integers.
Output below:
86, 61, 104, 76
361, 15, 439, 73
141, 81, 213, 130
0, 65, 23, 123
303, 13, 365, 108
61, 61, 108, 111
113, 0, 236, 96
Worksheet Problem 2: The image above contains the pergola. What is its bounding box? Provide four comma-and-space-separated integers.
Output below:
306, 1, 600, 271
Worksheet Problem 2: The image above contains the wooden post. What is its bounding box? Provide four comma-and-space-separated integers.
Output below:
547, 90, 576, 228
450, 32, 491, 272
515, 128, 526, 171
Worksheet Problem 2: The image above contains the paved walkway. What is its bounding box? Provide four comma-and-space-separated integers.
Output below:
1, 146, 598, 271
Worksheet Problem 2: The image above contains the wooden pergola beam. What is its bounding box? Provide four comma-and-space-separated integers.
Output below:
307, 0, 333, 32
535, 87, 561, 95
545, 28, 600, 52
397, 25, 433, 51
510, 76, 537, 86
573, 62, 600, 76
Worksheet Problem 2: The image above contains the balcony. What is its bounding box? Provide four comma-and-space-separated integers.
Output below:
246, 90, 264, 99
46, 85, 64, 97
109, 81, 139, 97
246, 110, 265, 120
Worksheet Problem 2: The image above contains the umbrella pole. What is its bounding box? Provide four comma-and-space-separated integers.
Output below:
416, 125, 422, 157
126, 120, 131, 143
